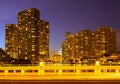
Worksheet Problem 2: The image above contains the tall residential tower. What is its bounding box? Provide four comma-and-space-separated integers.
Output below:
5, 8, 49, 63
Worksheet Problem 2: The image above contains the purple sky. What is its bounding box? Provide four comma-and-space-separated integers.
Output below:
0, 0, 120, 53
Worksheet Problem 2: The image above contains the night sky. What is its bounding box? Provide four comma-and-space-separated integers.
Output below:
0, 0, 120, 54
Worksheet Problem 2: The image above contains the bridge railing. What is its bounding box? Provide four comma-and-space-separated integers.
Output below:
0, 64, 120, 75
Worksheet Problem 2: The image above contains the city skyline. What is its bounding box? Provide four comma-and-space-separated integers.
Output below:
0, 0, 120, 53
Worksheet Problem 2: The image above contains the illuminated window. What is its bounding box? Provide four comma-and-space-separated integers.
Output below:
18, 19, 22, 21
102, 38, 105, 43
47, 36, 49, 38
32, 49, 35, 51
32, 54, 35, 57
97, 29, 100, 31
32, 46, 35, 48
41, 51, 46, 54
32, 45, 35, 47
25, 13, 27, 16
28, 22, 31, 24
102, 31, 105, 33
97, 40, 100, 42
25, 46, 27, 49
103, 50, 105, 53
25, 52, 27, 54
31, 28, 35, 30
27, 9, 32, 12
81, 51, 83, 54
46, 25, 49, 28
85, 37, 88, 39
18, 16, 21, 18
19, 27, 22, 30
96, 35, 99, 37
6, 40, 8, 43
75, 45, 79, 48
32, 35, 35, 38
5, 48, 8, 50
26, 28, 28, 31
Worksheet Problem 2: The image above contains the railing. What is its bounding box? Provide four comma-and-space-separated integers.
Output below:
0, 64, 120, 76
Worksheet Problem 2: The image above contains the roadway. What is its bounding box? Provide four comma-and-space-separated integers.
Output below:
0, 73, 120, 84
0, 80, 120, 84
0, 73, 120, 80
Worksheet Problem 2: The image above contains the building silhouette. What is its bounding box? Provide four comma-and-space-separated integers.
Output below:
62, 26, 117, 63
5, 8, 49, 63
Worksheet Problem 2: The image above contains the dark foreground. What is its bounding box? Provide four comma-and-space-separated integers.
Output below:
0, 80, 120, 84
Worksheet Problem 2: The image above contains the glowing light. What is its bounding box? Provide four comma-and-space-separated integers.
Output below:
95, 61, 100, 65
39, 62, 45, 66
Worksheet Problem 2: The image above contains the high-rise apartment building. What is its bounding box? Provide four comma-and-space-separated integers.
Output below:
5, 8, 49, 62
62, 26, 117, 63
39, 20, 49, 60
5, 24, 18, 59
74, 30, 93, 60
62, 32, 74, 63
94, 26, 117, 56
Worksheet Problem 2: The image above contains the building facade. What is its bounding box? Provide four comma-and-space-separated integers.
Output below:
94, 26, 117, 57
62, 26, 117, 63
5, 8, 49, 63
5, 24, 18, 59
62, 32, 74, 63
38, 20, 49, 61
